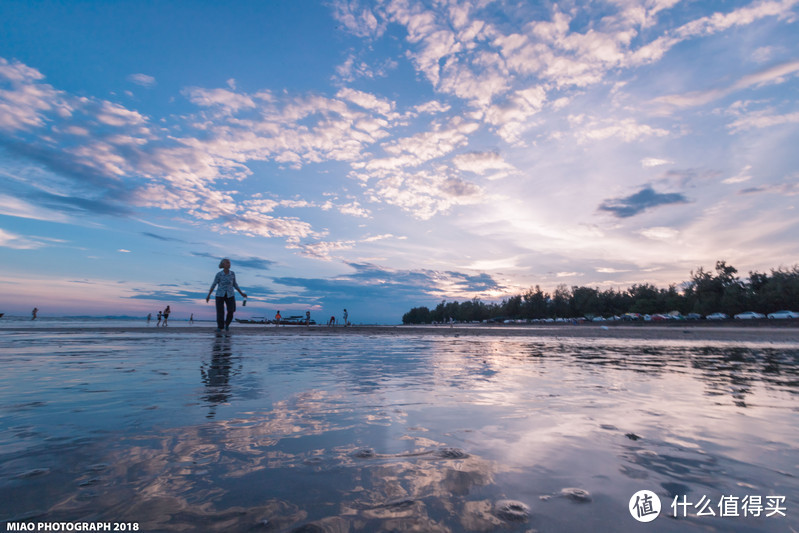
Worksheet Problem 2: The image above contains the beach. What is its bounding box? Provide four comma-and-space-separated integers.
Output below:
5, 320, 799, 343
1, 322, 798, 531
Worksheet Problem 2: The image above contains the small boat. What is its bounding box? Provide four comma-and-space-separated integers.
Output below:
235, 317, 267, 324
235, 316, 316, 326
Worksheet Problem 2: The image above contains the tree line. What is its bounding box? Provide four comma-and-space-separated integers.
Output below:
402, 262, 799, 324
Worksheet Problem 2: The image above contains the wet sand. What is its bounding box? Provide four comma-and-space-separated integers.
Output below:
7, 322, 799, 344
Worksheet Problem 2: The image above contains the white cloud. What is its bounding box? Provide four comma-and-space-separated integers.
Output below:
0, 228, 47, 249
338, 201, 371, 218
183, 87, 258, 112
639, 227, 680, 240
366, 168, 484, 220
0, 194, 70, 222
655, 60, 799, 110
642, 158, 672, 168
336, 87, 396, 117
0, 58, 71, 132
723, 165, 753, 184
331, 0, 384, 39
577, 118, 670, 143
596, 267, 631, 273
452, 151, 515, 175
288, 240, 356, 260
727, 109, 799, 132
127, 73, 156, 87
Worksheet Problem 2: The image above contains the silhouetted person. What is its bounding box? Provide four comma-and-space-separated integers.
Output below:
163, 305, 171, 327
31, 307, 38, 320
343, 308, 348, 327
206, 258, 247, 333
156, 311, 162, 327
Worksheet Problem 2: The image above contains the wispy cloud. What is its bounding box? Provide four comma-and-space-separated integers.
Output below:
190, 252, 276, 271
0, 228, 49, 249
126, 73, 156, 88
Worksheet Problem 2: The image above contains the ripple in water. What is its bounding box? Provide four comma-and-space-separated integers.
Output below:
493, 499, 530, 522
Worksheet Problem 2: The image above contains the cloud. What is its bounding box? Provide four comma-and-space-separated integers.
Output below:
365, 168, 484, 220
596, 267, 631, 273
127, 73, 156, 87
273, 262, 508, 303
182, 87, 259, 112
336, 87, 396, 117
190, 252, 276, 270
0, 58, 71, 133
452, 150, 515, 176
577, 118, 670, 143
641, 158, 671, 168
599, 187, 690, 218
739, 181, 799, 196
142, 232, 188, 243
727, 109, 799, 132
655, 59, 799, 109
331, 0, 384, 39
0, 228, 48, 249
639, 226, 681, 240
0, 193, 71, 222
288, 240, 356, 261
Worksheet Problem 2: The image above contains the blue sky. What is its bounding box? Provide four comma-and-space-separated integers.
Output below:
1, 0, 798, 324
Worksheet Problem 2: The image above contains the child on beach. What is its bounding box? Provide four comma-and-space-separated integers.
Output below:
206, 258, 247, 333
157, 311, 162, 327
275, 310, 281, 326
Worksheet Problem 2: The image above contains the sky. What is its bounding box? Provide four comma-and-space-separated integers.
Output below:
1, 0, 798, 324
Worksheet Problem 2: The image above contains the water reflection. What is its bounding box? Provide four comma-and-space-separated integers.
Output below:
200, 335, 240, 418
1, 333, 798, 531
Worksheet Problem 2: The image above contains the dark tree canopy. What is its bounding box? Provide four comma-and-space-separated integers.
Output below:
402, 263, 799, 324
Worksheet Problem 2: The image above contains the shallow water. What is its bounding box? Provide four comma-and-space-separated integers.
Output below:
1, 330, 797, 532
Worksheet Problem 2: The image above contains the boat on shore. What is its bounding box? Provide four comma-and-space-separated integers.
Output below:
235, 315, 316, 326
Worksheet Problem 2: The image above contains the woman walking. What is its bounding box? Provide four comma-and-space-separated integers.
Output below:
206, 258, 247, 333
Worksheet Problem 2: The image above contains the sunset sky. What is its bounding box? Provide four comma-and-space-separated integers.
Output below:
1, 0, 798, 323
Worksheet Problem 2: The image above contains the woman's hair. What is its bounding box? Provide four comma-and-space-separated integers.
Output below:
218, 258, 230, 268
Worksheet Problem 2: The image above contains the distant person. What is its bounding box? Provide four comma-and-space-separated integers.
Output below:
32, 307, 38, 320
275, 310, 281, 327
157, 311, 162, 327
343, 308, 348, 327
190, 313, 194, 325
206, 258, 247, 334
163, 306, 171, 327
305, 310, 311, 327
328, 315, 335, 327
147, 313, 152, 325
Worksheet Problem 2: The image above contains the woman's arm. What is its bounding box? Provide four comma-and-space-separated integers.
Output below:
206, 272, 220, 302
233, 273, 247, 298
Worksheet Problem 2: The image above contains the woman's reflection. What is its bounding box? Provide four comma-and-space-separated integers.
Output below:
201, 335, 237, 418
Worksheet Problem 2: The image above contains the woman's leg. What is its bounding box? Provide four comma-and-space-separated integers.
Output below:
215, 297, 225, 330
224, 296, 236, 329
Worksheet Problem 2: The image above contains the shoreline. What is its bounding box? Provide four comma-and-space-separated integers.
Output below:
5, 323, 799, 343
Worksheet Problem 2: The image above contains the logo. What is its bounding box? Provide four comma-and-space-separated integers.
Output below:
630, 490, 661, 522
